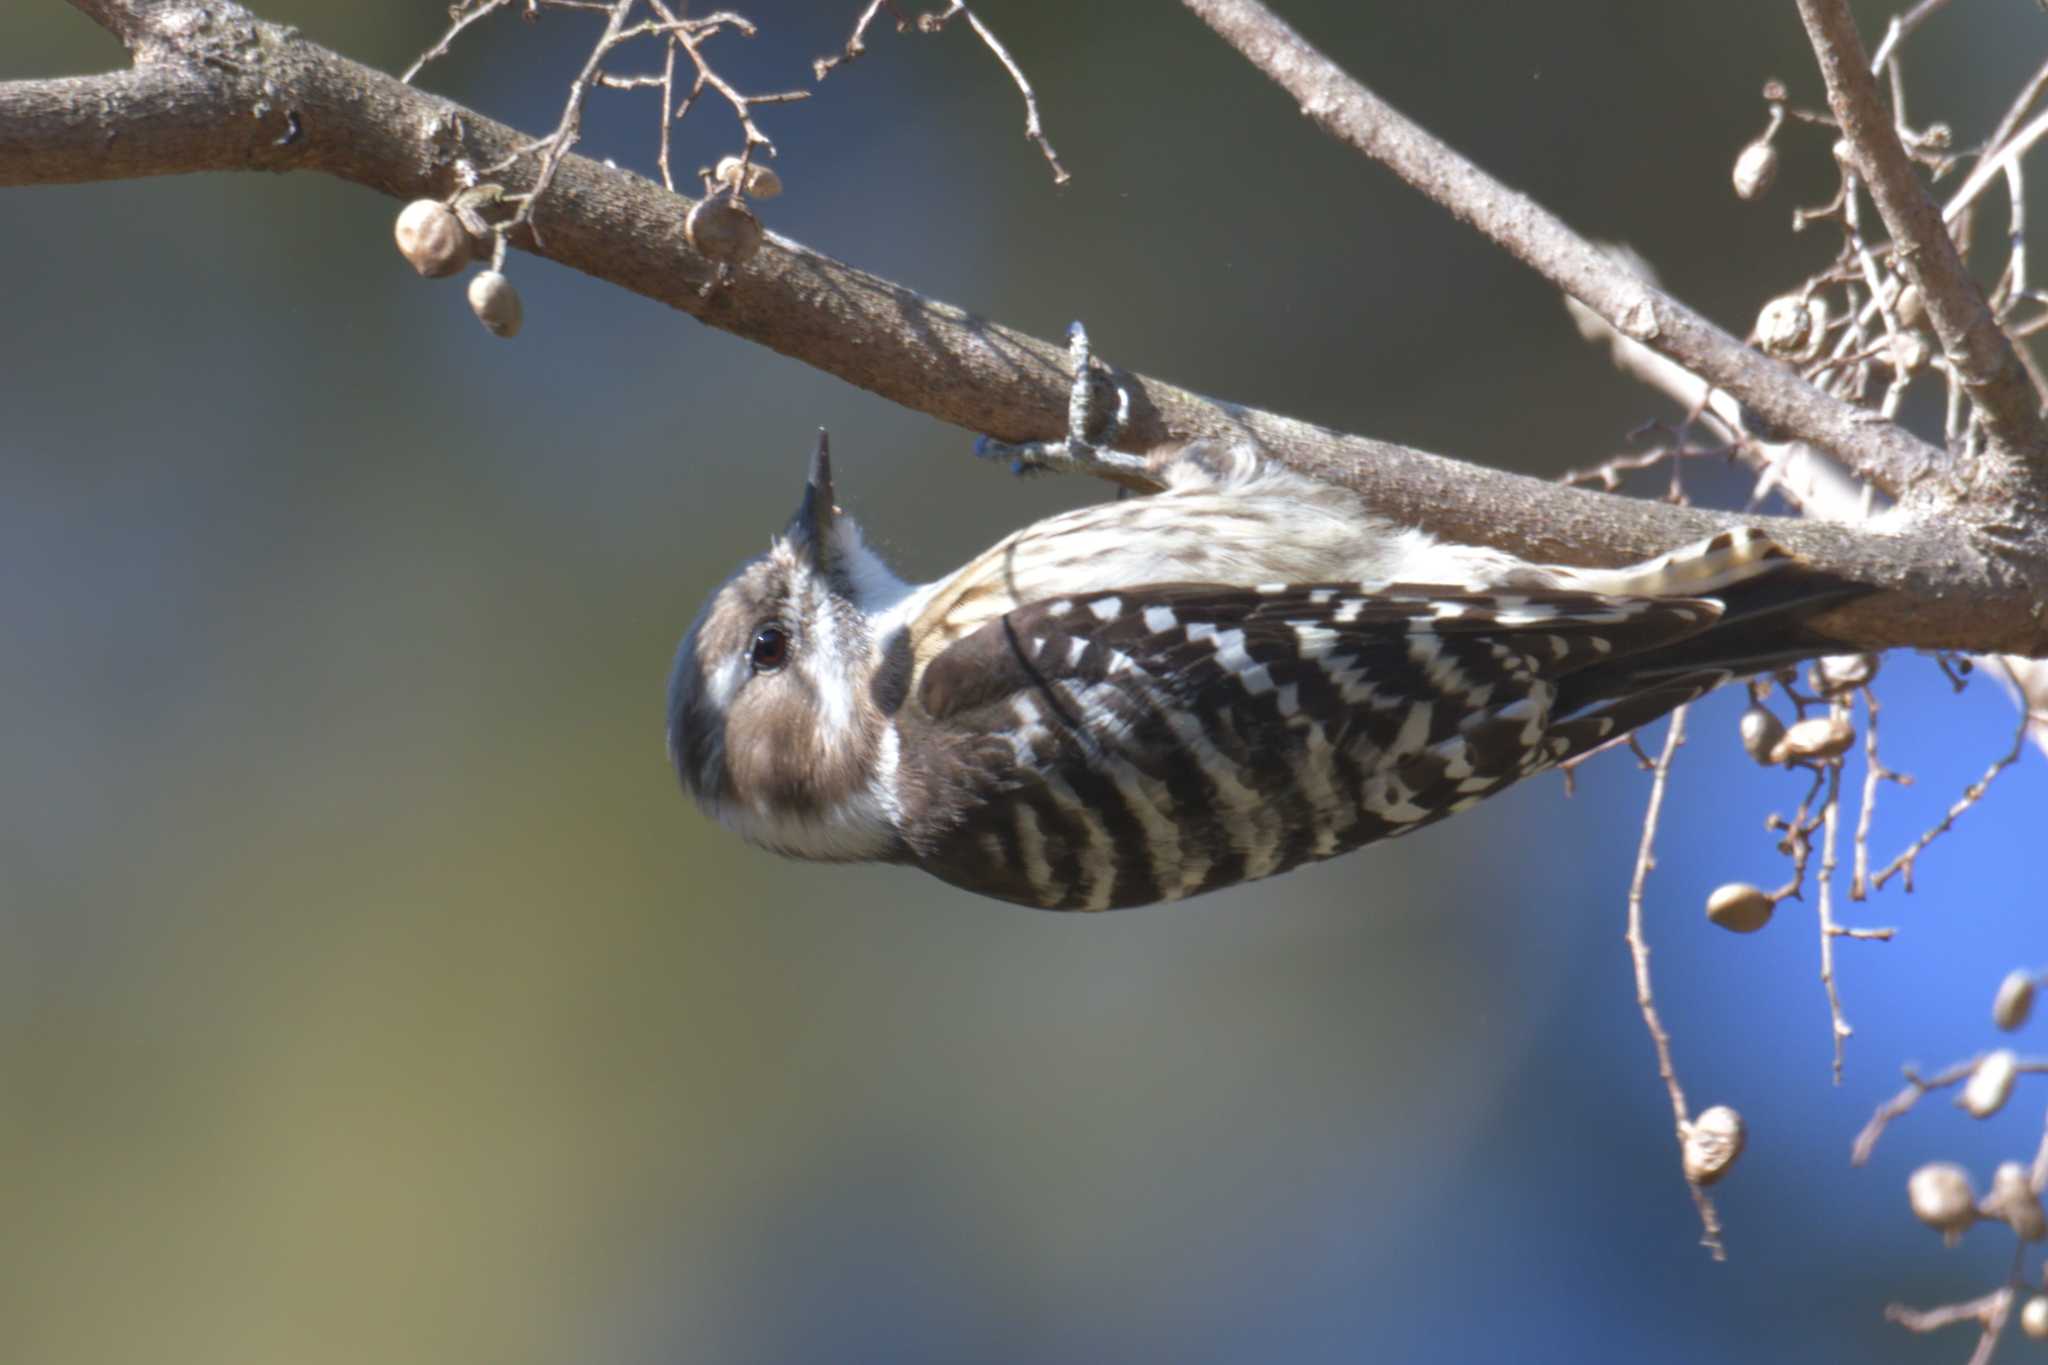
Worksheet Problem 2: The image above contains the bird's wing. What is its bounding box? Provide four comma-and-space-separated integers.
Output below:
905, 582, 1729, 910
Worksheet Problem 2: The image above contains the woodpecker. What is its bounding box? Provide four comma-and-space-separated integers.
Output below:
666, 430, 1862, 911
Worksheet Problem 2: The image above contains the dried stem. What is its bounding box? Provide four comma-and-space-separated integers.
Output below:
410, 0, 805, 232
1815, 762, 1852, 1082
403, 0, 518, 84
1851, 683, 1911, 899
936, 4, 1068, 185
1884, 1287, 2014, 1365
816, 0, 1067, 183
1871, 684, 2037, 893
1767, 766, 1830, 907
1797, 0, 2048, 466
1854, 1054, 2048, 1165
1621, 708, 1725, 1259
1852, 1055, 1984, 1165
1179, 0, 1946, 496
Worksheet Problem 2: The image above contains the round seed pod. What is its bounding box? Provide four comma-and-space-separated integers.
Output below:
1958, 1050, 2019, 1119
1706, 883, 1774, 934
1908, 1162, 1978, 1242
1682, 1105, 1746, 1186
1983, 1161, 2048, 1241
467, 270, 523, 338
1739, 705, 1787, 765
1995, 970, 2036, 1033
395, 199, 469, 279
1894, 283, 1925, 329
686, 193, 764, 268
1888, 331, 1931, 375
1732, 141, 1779, 200
714, 155, 783, 200
2022, 1297, 2048, 1340
1757, 295, 1820, 360
1814, 654, 1879, 696
1770, 715, 1854, 764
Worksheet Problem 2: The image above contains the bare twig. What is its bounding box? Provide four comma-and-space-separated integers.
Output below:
1885, 1287, 2014, 1365
1767, 766, 1830, 907
1947, 109, 2048, 239
815, 0, 1067, 183
403, 0, 518, 84
1179, 0, 1946, 496
1561, 441, 1715, 503
490, 0, 638, 238
655, 23, 679, 191
1797, 0, 2048, 464
411, 1, 805, 228
1850, 684, 1911, 899
814, 0, 901, 78
1620, 708, 1725, 1259
1855, 1054, 2048, 1165
1815, 762, 1853, 1082
1865, 0, 1954, 76
927, 3, 1068, 185
1566, 294, 1872, 521
1871, 686, 2036, 892
1853, 1056, 1984, 1165
1988, 657, 2048, 757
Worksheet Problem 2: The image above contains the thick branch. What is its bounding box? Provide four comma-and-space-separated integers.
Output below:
1797, 0, 2048, 471
1177, 0, 1946, 502
3, 0, 2045, 654
0, 66, 232, 183
65, 0, 155, 44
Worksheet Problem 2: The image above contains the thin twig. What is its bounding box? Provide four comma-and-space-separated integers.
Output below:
1816, 760, 1852, 1082
424, 0, 802, 236
1946, 108, 2048, 231
1798, 0, 2048, 460
1852, 1056, 1983, 1165
1560, 440, 1722, 500
477, 0, 637, 241
403, 0, 517, 84
1851, 684, 1910, 899
1872, 686, 2036, 893
1564, 293, 1871, 520
1884, 1287, 2014, 1365
1621, 708, 1724, 1259
1865, 0, 1953, 76
1180, 0, 1946, 495
814, 0, 899, 79
816, 1, 1067, 183
1767, 766, 1830, 907
655, 29, 678, 191
1855, 1054, 2048, 1165
938, 4, 1069, 185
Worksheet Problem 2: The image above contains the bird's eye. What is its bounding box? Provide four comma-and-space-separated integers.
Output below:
749, 623, 791, 673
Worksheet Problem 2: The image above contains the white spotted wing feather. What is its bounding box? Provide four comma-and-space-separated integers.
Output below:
901, 583, 1734, 910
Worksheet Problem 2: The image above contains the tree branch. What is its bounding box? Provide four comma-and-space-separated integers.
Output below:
1176, 0, 1946, 502
65, 0, 157, 45
4, 0, 2046, 654
1797, 0, 2048, 472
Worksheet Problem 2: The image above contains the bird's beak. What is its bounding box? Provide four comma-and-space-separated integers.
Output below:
789, 429, 838, 568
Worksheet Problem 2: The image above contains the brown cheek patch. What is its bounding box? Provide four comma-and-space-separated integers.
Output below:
729, 686, 875, 817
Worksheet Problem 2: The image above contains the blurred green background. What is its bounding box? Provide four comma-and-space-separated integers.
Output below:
6, 3, 2048, 1362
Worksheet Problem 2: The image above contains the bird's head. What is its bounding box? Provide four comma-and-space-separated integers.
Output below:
667, 433, 913, 861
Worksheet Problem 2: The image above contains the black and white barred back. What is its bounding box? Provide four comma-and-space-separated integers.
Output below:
668, 439, 1859, 910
